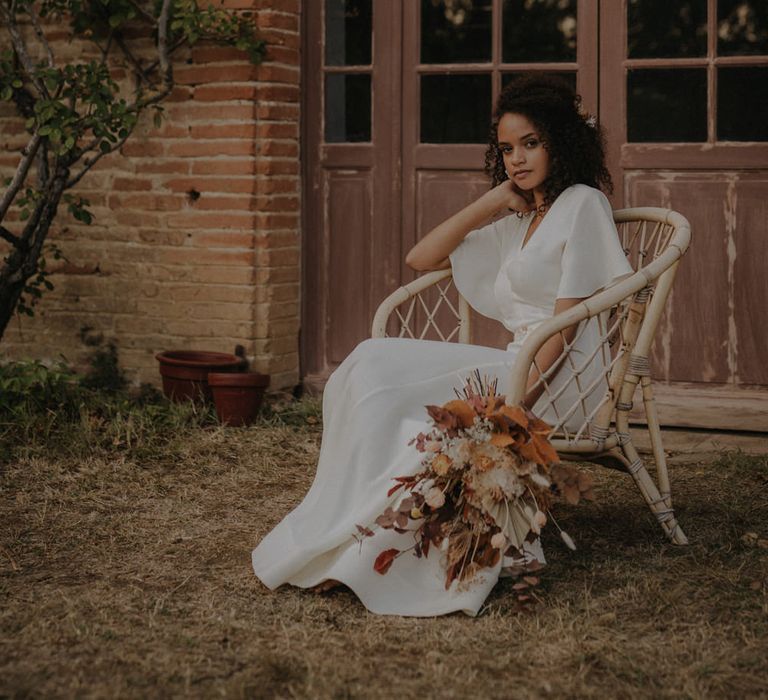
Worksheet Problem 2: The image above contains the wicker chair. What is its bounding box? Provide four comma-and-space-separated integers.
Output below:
371, 208, 691, 545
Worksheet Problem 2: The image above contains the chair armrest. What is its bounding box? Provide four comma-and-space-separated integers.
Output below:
371, 268, 465, 339
506, 243, 685, 406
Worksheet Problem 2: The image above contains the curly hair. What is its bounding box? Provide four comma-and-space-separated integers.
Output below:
484, 74, 613, 207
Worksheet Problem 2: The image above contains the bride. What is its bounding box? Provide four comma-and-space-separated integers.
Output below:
251, 75, 632, 617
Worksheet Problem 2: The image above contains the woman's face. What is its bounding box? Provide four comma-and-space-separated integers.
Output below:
497, 112, 550, 194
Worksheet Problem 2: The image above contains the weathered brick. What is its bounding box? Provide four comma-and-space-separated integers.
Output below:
120, 140, 166, 158
187, 230, 255, 247
166, 103, 256, 122
112, 177, 153, 191
259, 140, 299, 158
174, 64, 260, 85
138, 160, 190, 175
264, 45, 300, 65
256, 83, 300, 103
253, 63, 300, 85
189, 124, 258, 139
165, 211, 257, 231
255, 158, 299, 175
191, 195, 256, 211
107, 193, 183, 211
257, 11, 299, 31
257, 176, 299, 194
191, 159, 257, 175
166, 140, 256, 158
194, 84, 259, 102
163, 177, 257, 195
256, 121, 300, 139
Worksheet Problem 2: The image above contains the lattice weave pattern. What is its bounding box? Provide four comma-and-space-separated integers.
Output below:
387, 277, 464, 342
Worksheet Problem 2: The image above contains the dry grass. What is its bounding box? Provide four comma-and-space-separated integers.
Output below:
1, 398, 767, 699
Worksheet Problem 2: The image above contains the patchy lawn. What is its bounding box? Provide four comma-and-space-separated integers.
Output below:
1, 397, 767, 699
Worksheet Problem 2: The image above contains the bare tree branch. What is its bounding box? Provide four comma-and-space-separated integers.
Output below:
0, 226, 24, 249
126, 0, 156, 25
36, 138, 50, 189
27, 7, 55, 68
66, 129, 134, 188
143, 38, 186, 74
0, 133, 42, 221
157, 0, 174, 91
0, 3, 50, 100
19, 158, 63, 247
114, 32, 155, 89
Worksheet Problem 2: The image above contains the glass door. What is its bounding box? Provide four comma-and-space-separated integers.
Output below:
401, 0, 598, 348
600, 0, 768, 395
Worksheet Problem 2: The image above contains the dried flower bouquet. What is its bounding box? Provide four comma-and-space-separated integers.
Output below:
356, 372, 595, 590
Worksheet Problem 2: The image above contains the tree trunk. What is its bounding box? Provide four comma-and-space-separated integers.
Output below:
0, 169, 68, 342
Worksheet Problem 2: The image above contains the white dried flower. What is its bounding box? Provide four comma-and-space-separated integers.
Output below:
425, 487, 445, 509
530, 471, 550, 488
560, 530, 577, 551
491, 532, 506, 549
431, 453, 452, 476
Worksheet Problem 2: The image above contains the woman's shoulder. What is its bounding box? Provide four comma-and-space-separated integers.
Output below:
556, 183, 610, 209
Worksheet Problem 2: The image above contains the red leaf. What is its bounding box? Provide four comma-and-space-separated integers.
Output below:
373, 548, 400, 575
355, 524, 375, 537
387, 482, 405, 497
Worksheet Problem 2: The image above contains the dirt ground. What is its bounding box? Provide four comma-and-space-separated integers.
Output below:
1, 407, 767, 699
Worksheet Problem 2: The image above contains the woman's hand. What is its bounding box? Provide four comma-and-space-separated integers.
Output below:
494, 180, 535, 215
405, 181, 532, 271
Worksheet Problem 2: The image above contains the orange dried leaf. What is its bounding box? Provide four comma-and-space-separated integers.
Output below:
497, 404, 529, 428
442, 399, 476, 428
489, 433, 515, 448
373, 548, 400, 575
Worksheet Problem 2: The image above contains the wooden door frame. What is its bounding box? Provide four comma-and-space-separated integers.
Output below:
401, 0, 599, 294
599, 0, 768, 194
300, 0, 403, 383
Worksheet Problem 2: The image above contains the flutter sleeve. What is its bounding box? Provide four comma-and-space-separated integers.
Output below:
448, 218, 506, 321
556, 188, 634, 299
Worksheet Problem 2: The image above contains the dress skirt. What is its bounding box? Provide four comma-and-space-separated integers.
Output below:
251, 337, 528, 617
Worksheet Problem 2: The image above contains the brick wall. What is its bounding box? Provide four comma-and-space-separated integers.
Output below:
0, 0, 302, 390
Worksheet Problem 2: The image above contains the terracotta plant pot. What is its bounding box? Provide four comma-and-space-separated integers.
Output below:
155, 350, 245, 402
208, 372, 270, 426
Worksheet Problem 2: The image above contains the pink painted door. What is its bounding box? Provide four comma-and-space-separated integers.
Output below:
600, 0, 768, 427
302, 0, 768, 427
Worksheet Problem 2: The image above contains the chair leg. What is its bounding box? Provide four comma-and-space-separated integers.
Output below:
640, 375, 672, 508
611, 437, 689, 545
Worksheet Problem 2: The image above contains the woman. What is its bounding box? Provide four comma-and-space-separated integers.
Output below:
252, 75, 632, 617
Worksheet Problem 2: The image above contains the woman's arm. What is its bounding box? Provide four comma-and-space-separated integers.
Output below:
523, 297, 584, 409
405, 181, 532, 271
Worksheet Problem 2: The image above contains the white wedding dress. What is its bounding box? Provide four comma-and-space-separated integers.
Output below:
252, 185, 632, 616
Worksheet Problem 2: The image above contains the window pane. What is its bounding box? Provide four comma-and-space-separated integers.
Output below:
325, 73, 371, 142
421, 0, 493, 64
628, 0, 707, 58
718, 0, 768, 56
325, 0, 372, 66
718, 67, 768, 140
502, 0, 577, 63
502, 71, 577, 90
421, 74, 491, 143
627, 69, 707, 142
501, 0, 576, 63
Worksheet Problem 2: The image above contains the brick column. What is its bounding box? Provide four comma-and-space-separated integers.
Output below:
0, 1, 302, 390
